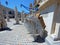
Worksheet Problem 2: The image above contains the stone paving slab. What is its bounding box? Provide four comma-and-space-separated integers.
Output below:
0, 19, 47, 45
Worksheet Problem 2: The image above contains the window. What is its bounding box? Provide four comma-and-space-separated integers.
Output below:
8, 11, 12, 14
3, 10, 6, 14
8, 11, 14, 15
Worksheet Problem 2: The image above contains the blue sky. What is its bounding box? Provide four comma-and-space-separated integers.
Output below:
0, 0, 34, 13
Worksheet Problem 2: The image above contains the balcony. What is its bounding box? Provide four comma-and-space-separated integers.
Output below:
39, 0, 56, 11
40, 0, 48, 7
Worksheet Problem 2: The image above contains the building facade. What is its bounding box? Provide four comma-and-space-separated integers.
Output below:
0, 4, 21, 18
40, 0, 60, 45
0, 4, 21, 29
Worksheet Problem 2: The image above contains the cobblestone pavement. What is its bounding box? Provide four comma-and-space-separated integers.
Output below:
0, 19, 47, 45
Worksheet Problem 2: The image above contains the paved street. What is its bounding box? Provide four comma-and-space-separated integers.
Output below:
0, 19, 47, 45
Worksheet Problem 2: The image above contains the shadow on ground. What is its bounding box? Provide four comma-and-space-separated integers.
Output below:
0, 27, 12, 31
33, 30, 47, 43
14, 23, 22, 25
33, 35, 45, 43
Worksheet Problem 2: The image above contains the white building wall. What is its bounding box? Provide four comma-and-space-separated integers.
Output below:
42, 12, 54, 35
40, 4, 57, 35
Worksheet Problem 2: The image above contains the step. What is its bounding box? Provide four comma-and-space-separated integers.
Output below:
45, 36, 60, 45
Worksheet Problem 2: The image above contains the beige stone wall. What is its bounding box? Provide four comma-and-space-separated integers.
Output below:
0, 7, 7, 29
